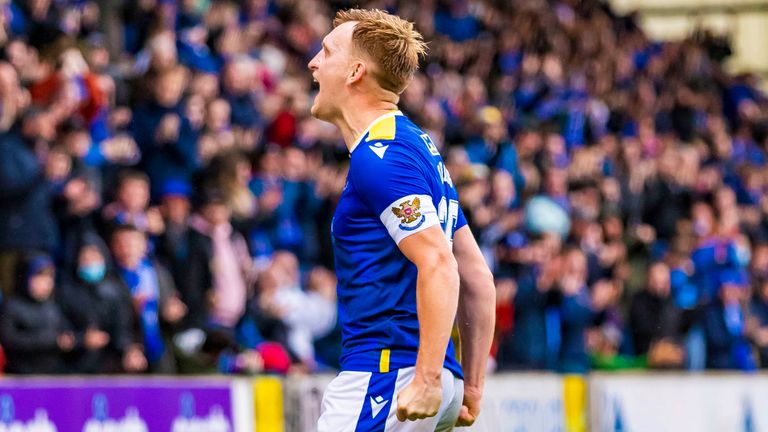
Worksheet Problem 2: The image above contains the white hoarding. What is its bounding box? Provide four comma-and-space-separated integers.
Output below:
590, 374, 768, 432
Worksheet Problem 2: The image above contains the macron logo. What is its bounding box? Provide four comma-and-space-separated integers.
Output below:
370, 395, 389, 419
369, 143, 389, 159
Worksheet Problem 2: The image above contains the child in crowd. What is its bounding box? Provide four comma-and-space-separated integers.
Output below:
111, 225, 187, 373
102, 171, 164, 236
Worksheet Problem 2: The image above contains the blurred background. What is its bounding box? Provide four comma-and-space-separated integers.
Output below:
0, 0, 767, 430
613, 0, 768, 88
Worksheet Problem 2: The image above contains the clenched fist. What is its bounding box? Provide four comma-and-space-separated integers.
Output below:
455, 385, 482, 427
396, 375, 442, 422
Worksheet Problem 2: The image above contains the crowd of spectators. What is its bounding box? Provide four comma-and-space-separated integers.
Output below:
0, 0, 767, 376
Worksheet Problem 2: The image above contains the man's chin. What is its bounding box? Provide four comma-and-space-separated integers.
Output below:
310, 102, 325, 120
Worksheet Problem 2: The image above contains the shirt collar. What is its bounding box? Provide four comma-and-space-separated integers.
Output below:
348, 110, 402, 154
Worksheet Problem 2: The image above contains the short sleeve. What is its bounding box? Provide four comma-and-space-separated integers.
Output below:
350, 144, 439, 244
456, 205, 468, 231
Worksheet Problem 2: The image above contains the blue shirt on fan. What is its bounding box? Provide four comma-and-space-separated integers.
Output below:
332, 111, 466, 378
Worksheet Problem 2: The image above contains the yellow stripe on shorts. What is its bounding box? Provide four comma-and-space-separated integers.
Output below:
379, 349, 391, 373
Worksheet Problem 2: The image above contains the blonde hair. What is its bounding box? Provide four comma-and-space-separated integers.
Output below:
333, 9, 427, 94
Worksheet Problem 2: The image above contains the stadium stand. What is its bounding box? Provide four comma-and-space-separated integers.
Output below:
0, 0, 767, 378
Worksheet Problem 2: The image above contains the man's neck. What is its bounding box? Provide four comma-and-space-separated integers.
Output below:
333, 102, 399, 152
119, 258, 144, 271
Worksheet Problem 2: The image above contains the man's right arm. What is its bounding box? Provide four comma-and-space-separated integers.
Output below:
452, 225, 495, 426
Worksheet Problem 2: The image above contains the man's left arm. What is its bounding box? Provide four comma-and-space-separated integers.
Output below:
452, 225, 495, 426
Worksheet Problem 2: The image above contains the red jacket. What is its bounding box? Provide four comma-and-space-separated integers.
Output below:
30, 72, 105, 125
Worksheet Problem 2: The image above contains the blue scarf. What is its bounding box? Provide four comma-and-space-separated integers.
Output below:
120, 259, 165, 364
724, 304, 744, 336
723, 304, 756, 371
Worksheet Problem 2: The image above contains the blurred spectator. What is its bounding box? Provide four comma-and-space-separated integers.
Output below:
495, 233, 561, 370
465, 107, 524, 190
257, 252, 336, 369
0, 254, 72, 374
102, 170, 164, 236
155, 179, 194, 291
185, 189, 254, 334
587, 278, 637, 370
253, 267, 292, 356
750, 278, 768, 367
0, 0, 764, 375
58, 242, 136, 374
690, 201, 742, 303
130, 65, 199, 193
201, 98, 236, 155
629, 262, 686, 368
704, 270, 757, 370
0, 63, 56, 296
491, 277, 515, 365
47, 138, 104, 272
551, 248, 594, 373
111, 224, 186, 373
750, 243, 768, 282
174, 327, 291, 375
208, 151, 257, 222
642, 149, 693, 244
29, 40, 107, 137
248, 146, 325, 261
221, 57, 261, 140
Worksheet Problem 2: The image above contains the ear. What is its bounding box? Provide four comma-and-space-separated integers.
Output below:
347, 61, 366, 85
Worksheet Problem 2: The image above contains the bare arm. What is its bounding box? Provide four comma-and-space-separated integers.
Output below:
399, 224, 460, 383
396, 224, 460, 421
452, 225, 496, 425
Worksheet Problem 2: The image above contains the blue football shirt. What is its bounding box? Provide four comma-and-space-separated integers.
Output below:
332, 110, 466, 378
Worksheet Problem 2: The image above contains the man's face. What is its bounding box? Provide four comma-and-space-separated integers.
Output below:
563, 250, 587, 281
161, 195, 190, 225
29, 272, 54, 301
201, 202, 231, 226
64, 130, 92, 158
307, 22, 357, 121
79, 246, 105, 268
111, 230, 147, 268
720, 285, 743, 305
223, 60, 253, 95
271, 251, 299, 288
206, 99, 231, 131
155, 72, 185, 107
118, 179, 149, 212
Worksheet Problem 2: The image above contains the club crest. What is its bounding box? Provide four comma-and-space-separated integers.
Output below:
392, 197, 425, 230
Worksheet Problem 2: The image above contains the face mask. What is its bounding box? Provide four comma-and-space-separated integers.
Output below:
78, 263, 106, 283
